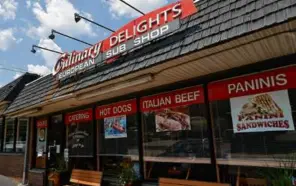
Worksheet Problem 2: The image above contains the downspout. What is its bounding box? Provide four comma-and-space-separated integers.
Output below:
20, 118, 30, 186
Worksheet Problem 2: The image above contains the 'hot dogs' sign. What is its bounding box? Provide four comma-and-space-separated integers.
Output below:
96, 99, 137, 119
53, 0, 197, 80
208, 66, 296, 133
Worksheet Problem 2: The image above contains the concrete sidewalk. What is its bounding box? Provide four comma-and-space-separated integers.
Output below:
0, 175, 20, 186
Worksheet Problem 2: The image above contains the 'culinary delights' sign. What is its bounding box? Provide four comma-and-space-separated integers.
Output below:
140, 86, 204, 132
53, 0, 197, 80
96, 99, 137, 139
208, 66, 296, 133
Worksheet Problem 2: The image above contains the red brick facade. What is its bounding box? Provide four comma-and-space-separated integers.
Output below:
28, 170, 45, 186
0, 154, 24, 177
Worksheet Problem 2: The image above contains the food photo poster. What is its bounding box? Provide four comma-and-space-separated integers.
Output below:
230, 90, 295, 133
36, 128, 47, 153
104, 115, 127, 139
155, 106, 191, 132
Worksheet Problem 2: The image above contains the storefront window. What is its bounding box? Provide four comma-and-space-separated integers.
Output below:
140, 86, 210, 180
208, 66, 296, 166
3, 119, 15, 152
0, 118, 3, 151
66, 109, 94, 158
96, 99, 139, 177
16, 119, 28, 152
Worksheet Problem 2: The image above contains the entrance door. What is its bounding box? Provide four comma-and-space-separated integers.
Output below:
47, 115, 69, 186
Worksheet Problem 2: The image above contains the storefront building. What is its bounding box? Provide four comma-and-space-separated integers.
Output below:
0, 73, 39, 178
4, 0, 296, 185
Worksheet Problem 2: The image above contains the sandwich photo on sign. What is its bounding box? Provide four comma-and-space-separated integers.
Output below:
155, 106, 191, 132
230, 90, 295, 133
104, 115, 127, 139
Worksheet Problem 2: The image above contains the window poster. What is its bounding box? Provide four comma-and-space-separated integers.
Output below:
155, 106, 191, 132
140, 85, 204, 132
208, 65, 296, 134
104, 115, 127, 139
96, 99, 137, 139
65, 109, 93, 156
36, 119, 47, 153
230, 90, 294, 133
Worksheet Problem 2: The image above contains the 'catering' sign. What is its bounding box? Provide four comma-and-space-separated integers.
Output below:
65, 109, 93, 125
208, 66, 296, 133
53, 0, 197, 80
140, 85, 204, 112
96, 99, 137, 119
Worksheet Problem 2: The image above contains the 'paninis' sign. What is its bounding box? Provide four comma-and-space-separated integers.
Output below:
53, 0, 197, 80
208, 66, 296, 133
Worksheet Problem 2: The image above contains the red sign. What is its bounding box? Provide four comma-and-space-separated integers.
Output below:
53, 0, 197, 80
104, 0, 197, 50
96, 99, 137, 119
140, 86, 204, 112
208, 66, 296, 101
65, 109, 93, 125
37, 119, 48, 128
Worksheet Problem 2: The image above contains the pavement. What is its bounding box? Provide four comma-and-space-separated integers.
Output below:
0, 175, 20, 186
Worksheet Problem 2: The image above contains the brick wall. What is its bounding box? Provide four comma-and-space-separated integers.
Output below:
28, 170, 45, 186
0, 153, 24, 177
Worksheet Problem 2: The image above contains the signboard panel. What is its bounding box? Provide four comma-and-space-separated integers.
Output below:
65, 109, 93, 125
208, 66, 296, 133
53, 0, 198, 80
140, 85, 204, 112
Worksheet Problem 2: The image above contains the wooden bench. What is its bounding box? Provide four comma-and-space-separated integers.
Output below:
67, 169, 102, 186
237, 178, 267, 186
159, 178, 230, 186
235, 167, 267, 186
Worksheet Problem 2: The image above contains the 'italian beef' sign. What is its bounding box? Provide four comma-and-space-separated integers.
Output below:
208, 66, 296, 133
53, 0, 197, 80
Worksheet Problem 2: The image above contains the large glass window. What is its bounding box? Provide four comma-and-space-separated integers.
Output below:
0, 118, 3, 151
208, 66, 296, 166
96, 99, 139, 178
16, 119, 28, 152
141, 86, 211, 180
3, 119, 15, 152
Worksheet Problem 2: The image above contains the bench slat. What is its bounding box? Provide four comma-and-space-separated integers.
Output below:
159, 178, 230, 186
71, 172, 102, 179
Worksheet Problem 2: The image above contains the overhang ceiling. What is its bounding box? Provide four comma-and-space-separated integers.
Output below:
10, 19, 296, 117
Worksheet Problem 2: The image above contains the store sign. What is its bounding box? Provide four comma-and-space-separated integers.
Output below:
208, 66, 296, 133
65, 109, 93, 125
53, 0, 197, 80
37, 119, 48, 128
96, 99, 137, 139
96, 99, 137, 119
141, 86, 204, 132
140, 85, 204, 112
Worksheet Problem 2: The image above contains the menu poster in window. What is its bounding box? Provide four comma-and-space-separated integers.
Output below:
230, 90, 294, 133
36, 119, 47, 153
104, 115, 127, 139
155, 106, 191, 132
140, 86, 204, 132
208, 66, 296, 133
65, 109, 93, 156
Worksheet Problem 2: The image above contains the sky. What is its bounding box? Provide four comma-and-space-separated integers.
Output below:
0, 0, 176, 87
